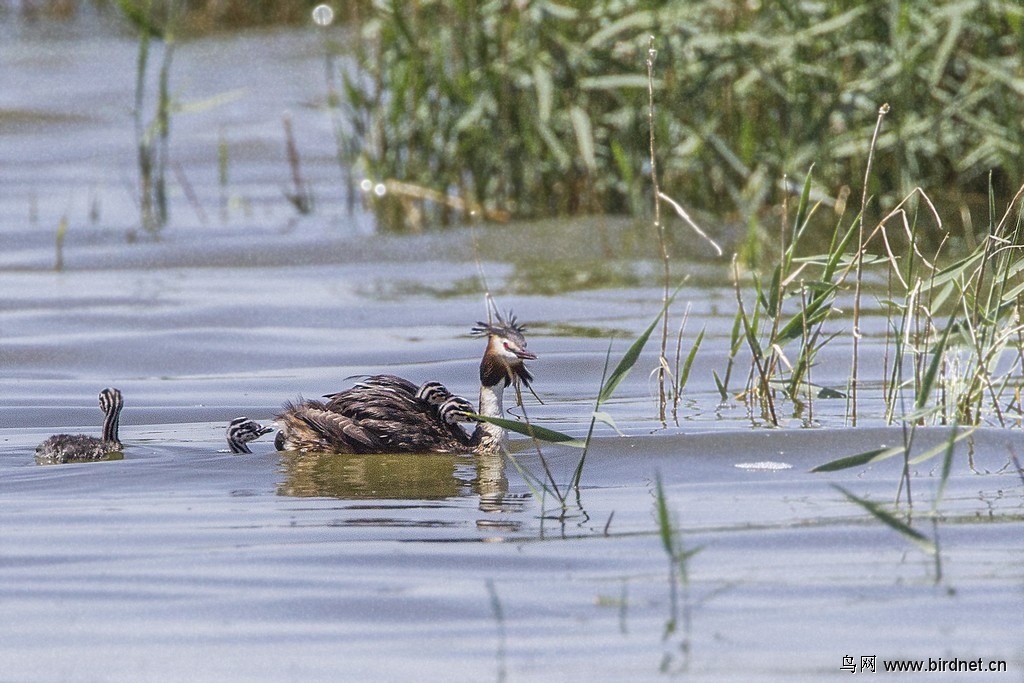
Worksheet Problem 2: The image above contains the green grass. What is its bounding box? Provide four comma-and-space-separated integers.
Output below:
117, 0, 180, 237
335, 1, 1022, 234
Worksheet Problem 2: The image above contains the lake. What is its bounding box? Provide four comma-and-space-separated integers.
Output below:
1, 11, 1021, 682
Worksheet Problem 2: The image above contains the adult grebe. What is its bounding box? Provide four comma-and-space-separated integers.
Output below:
35, 388, 124, 464
226, 417, 273, 454
274, 312, 535, 454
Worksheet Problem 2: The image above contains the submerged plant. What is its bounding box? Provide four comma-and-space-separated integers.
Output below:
53, 215, 67, 271
653, 472, 699, 672
118, 0, 181, 238
282, 112, 313, 214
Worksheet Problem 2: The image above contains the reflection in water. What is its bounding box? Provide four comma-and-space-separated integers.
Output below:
277, 450, 528, 525
476, 451, 528, 533
34, 450, 124, 466
278, 450, 470, 499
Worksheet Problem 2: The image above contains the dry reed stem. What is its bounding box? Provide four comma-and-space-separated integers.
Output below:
645, 37, 671, 423
851, 102, 890, 425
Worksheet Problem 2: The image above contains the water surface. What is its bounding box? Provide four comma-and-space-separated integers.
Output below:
1, 15, 1022, 682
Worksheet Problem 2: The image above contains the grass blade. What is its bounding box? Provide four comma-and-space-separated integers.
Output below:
833, 485, 936, 555
810, 445, 907, 472
906, 425, 973, 466
712, 370, 728, 401
678, 326, 705, 392
916, 311, 955, 412
654, 472, 675, 557
471, 414, 584, 447
932, 422, 960, 512
599, 295, 675, 404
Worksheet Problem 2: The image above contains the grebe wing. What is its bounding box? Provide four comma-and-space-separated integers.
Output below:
297, 406, 383, 452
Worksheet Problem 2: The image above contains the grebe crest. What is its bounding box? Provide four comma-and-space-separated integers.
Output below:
275, 311, 536, 455
226, 417, 273, 454
35, 388, 124, 464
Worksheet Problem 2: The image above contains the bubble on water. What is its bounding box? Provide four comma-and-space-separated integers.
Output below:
734, 461, 793, 471
312, 4, 334, 27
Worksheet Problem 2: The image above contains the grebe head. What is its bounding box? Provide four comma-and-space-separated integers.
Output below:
472, 311, 536, 388
226, 417, 273, 454
438, 395, 477, 424
98, 387, 123, 416
415, 381, 452, 406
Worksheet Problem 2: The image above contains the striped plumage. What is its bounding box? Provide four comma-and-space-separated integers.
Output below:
35, 388, 124, 464
274, 312, 535, 455
226, 417, 273, 454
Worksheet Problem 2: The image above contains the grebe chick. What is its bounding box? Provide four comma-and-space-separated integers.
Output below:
226, 417, 273, 454
35, 388, 124, 464
274, 311, 535, 455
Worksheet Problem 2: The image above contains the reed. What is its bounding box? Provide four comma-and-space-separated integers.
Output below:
645, 39, 671, 422
571, 296, 675, 495
53, 215, 67, 272
723, 167, 863, 425
851, 105, 890, 424
485, 579, 508, 683
282, 112, 313, 214
313, 4, 358, 215
670, 305, 704, 422
217, 127, 229, 222
722, 126, 1024, 431
643, 38, 720, 423
118, 0, 180, 237
337, 2, 1022, 232
832, 484, 938, 555
821, 422, 960, 580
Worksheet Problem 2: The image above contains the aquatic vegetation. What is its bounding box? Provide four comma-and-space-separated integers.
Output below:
337, 2, 1022, 232
815, 423, 962, 582
217, 126, 229, 222
117, 0, 181, 238
53, 215, 67, 271
282, 112, 313, 214
721, 130, 1024, 431
833, 485, 939, 559
654, 472, 699, 672
313, 4, 358, 217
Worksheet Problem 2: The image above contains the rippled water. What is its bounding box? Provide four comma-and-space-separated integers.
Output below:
2, 14, 1022, 682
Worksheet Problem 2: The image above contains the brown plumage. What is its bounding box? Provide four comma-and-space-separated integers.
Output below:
274, 312, 535, 455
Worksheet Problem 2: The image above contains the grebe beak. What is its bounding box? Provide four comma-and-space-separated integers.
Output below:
502, 340, 536, 361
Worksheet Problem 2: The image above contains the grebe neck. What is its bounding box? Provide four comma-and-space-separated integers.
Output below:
476, 382, 506, 454
102, 410, 120, 447
99, 388, 123, 448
